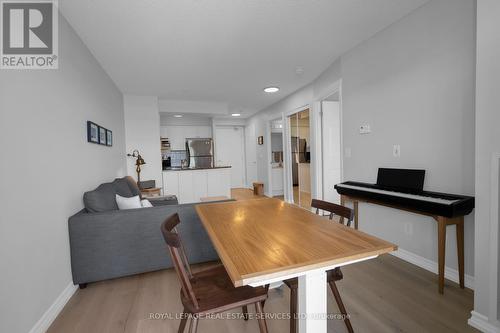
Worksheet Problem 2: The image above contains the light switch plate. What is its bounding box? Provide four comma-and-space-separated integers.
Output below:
359, 124, 371, 134
393, 145, 401, 157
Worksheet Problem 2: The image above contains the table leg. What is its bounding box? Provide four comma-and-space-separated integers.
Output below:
298, 270, 327, 333
353, 200, 359, 230
437, 217, 446, 294
340, 195, 346, 225
456, 217, 465, 289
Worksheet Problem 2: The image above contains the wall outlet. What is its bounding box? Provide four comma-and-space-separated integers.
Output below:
404, 222, 413, 235
359, 124, 371, 134
393, 144, 401, 157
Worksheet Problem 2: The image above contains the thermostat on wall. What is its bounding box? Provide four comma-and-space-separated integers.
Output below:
359, 124, 371, 134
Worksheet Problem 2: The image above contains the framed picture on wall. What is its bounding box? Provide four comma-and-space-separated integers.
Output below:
99, 127, 107, 145
106, 129, 113, 146
87, 121, 99, 143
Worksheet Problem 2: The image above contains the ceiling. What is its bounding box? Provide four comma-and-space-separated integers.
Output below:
60, 0, 428, 118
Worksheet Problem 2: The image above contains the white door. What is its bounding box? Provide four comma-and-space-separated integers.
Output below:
215, 126, 246, 188
322, 101, 342, 203
245, 123, 257, 188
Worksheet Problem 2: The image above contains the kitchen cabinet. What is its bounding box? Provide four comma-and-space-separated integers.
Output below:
162, 167, 231, 204
163, 171, 179, 196
271, 167, 284, 196
160, 125, 212, 150
206, 168, 231, 198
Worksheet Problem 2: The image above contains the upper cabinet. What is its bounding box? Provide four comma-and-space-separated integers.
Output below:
161, 125, 212, 150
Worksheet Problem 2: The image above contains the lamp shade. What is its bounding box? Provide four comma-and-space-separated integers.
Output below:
136, 154, 146, 166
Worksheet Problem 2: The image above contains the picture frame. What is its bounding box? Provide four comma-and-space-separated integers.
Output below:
258, 136, 264, 145
87, 121, 99, 143
99, 126, 107, 145
106, 129, 113, 146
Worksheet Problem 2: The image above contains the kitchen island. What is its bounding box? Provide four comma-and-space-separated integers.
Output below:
162, 166, 231, 204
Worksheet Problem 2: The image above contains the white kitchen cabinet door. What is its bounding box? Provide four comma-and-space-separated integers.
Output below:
164, 126, 184, 150
195, 126, 212, 138
192, 170, 208, 201
207, 168, 231, 198
272, 167, 284, 196
178, 172, 195, 203
163, 171, 179, 197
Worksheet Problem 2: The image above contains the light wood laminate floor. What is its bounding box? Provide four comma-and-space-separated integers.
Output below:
48, 255, 476, 333
49, 188, 477, 333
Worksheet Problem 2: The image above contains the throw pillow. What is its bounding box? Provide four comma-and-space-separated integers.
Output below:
141, 199, 153, 208
116, 194, 142, 210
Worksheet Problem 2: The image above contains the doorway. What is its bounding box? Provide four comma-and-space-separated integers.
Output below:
270, 118, 284, 197
214, 126, 246, 188
287, 108, 311, 210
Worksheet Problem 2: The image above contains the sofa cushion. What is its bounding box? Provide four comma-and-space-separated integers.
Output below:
125, 176, 141, 197
83, 183, 119, 213
112, 178, 133, 197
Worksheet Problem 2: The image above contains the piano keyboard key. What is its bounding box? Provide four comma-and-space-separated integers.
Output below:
335, 184, 460, 205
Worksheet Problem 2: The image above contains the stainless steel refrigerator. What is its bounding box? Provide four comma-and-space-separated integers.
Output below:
185, 138, 214, 168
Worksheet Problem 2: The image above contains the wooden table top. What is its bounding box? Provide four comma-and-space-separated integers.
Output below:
195, 198, 397, 287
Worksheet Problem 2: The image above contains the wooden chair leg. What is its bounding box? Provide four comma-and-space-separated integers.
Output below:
255, 301, 268, 333
242, 305, 249, 321
329, 281, 354, 333
290, 286, 298, 333
178, 310, 188, 333
261, 284, 270, 308
188, 316, 198, 333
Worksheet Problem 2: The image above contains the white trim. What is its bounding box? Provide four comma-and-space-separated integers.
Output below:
468, 311, 500, 333
390, 247, 474, 289
488, 153, 500, 321
29, 283, 77, 333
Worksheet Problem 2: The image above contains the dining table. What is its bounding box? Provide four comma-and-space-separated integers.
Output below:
195, 198, 397, 333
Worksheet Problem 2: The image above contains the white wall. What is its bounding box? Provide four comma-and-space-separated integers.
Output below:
471, 0, 500, 329
0, 14, 126, 333
124, 95, 162, 188
247, 0, 475, 277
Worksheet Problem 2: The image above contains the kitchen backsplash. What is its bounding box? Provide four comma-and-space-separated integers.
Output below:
163, 150, 187, 167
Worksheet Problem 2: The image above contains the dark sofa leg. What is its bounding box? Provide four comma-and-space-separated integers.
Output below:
79, 283, 88, 289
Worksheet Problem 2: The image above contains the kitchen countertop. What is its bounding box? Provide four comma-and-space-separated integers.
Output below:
163, 166, 231, 171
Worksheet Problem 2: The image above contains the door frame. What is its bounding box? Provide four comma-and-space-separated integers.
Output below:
214, 125, 247, 188
282, 105, 311, 204
313, 80, 343, 201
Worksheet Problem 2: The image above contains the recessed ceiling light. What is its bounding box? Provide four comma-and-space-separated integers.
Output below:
231, 113, 241, 117
264, 86, 280, 93
173, 114, 183, 118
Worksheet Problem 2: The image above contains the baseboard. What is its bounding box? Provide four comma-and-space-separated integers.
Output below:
390, 247, 474, 289
29, 283, 77, 333
468, 311, 500, 333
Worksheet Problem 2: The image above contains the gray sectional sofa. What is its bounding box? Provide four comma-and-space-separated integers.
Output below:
68, 177, 228, 288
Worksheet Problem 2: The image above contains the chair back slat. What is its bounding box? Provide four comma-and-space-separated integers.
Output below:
161, 214, 199, 308
311, 199, 354, 225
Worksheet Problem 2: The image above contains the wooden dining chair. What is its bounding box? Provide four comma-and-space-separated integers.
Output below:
161, 213, 269, 333
283, 199, 354, 333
